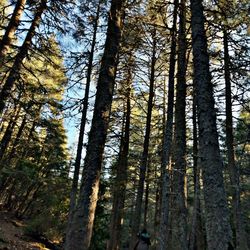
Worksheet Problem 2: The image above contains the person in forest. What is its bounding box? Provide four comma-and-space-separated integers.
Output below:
134, 229, 151, 250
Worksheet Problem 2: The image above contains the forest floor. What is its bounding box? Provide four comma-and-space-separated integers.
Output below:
0, 211, 61, 250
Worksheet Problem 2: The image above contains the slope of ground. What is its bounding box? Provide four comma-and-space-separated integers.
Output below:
0, 211, 60, 250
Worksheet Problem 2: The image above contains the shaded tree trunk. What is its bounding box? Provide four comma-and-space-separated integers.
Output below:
188, 89, 205, 250
0, 0, 47, 115
154, 182, 160, 246
107, 78, 131, 250
20, 120, 37, 159
158, 0, 178, 248
143, 165, 150, 229
171, 0, 188, 248
0, 105, 21, 161
3, 179, 18, 210
20, 183, 43, 217
129, 28, 156, 250
190, 0, 232, 249
223, 29, 249, 250
15, 183, 35, 217
0, 120, 16, 161
64, 0, 124, 249
8, 114, 27, 159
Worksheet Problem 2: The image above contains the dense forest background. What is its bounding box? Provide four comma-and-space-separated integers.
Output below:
0, 0, 249, 249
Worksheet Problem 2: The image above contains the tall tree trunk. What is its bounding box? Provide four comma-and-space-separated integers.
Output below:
129, 28, 156, 250
171, 0, 188, 248
107, 78, 131, 250
190, 0, 232, 249
67, 0, 100, 231
158, 0, 178, 248
188, 89, 205, 250
64, 0, 124, 249
0, 0, 47, 115
0, 0, 26, 59
223, 29, 249, 250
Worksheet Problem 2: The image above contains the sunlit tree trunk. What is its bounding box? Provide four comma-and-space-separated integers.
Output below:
158, 0, 178, 248
171, 0, 188, 248
67, 0, 100, 231
0, 0, 26, 59
223, 29, 249, 250
129, 28, 156, 250
190, 0, 232, 249
64, 0, 124, 249
0, 0, 47, 115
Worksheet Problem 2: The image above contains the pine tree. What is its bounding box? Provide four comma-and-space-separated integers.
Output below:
0, 0, 47, 115
67, 0, 101, 229
159, 0, 178, 248
171, 0, 188, 248
129, 26, 157, 250
190, 0, 232, 248
65, 0, 125, 248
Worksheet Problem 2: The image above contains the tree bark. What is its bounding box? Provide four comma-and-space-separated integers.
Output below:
188, 86, 205, 250
223, 29, 249, 250
64, 0, 124, 249
190, 0, 232, 249
158, 0, 178, 248
129, 28, 156, 250
171, 0, 188, 248
0, 0, 26, 59
107, 77, 131, 250
0, 0, 47, 115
